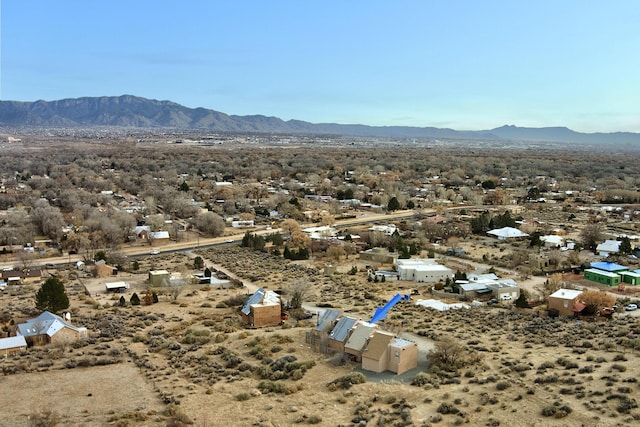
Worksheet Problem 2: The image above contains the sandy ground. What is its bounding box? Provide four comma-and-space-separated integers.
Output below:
0, 364, 165, 426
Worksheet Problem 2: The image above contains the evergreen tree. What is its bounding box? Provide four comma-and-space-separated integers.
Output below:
130, 293, 141, 306
119, 296, 126, 306
387, 196, 401, 211
35, 277, 69, 313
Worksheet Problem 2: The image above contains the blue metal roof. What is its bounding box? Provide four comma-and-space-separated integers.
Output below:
241, 288, 264, 315
328, 317, 357, 342
590, 261, 628, 272
314, 309, 340, 332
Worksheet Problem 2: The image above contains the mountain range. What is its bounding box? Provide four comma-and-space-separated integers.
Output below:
1, 95, 639, 146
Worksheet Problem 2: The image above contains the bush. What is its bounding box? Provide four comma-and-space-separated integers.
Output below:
327, 372, 366, 390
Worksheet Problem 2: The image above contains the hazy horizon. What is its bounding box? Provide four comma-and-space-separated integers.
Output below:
1, 1, 639, 133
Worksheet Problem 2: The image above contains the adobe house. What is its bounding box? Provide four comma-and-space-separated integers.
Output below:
361, 332, 419, 375
93, 260, 118, 278
362, 330, 395, 373
240, 288, 282, 328
548, 289, 584, 317
344, 322, 376, 362
387, 337, 419, 374
16, 311, 88, 347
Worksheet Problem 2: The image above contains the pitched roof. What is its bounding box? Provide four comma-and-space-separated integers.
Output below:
596, 240, 621, 253
314, 309, 340, 333
241, 288, 280, 315
16, 311, 85, 337
345, 323, 376, 352
0, 335, 27, 350
363, 331, 394, 360
487, 227, 529, 239
328, 316, 357, 342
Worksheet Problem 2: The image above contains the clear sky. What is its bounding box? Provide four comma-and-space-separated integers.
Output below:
1, 1, 639, 132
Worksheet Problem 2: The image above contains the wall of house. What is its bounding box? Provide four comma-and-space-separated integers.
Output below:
584, 270, 621, 286
2, 345, 26, 356
50, 327, 84, 345
251, 304, 281, 328
388, 344, 419, 374
548, 297, 577, 317
327, 338, 347, 354
362, 348, 388, 373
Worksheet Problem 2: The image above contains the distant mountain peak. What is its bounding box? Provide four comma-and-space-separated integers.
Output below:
0, 95, 639, 147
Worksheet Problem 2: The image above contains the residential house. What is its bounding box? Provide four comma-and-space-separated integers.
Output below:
396, 259, 452, 283
327, 316, 358, 354
16, 311, 88, 346
240, 288, 282, 328
0, 335, 27, 356
362, 330, 395, 373
596, 240, 621, 257
548, 289, 584, 317
487, 227, 529, 240
359, 247, 398, 265
307, 309, 341, 353
387, 337, 419, 374
344, 322, 376, 362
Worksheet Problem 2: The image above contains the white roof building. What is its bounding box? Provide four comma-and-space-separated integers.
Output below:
487, 227, 529, 240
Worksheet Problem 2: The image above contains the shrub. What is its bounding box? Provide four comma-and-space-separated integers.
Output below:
327, 372, 366, 390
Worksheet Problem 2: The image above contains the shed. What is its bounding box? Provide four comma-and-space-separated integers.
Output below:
105, 281, 130, 293
148, 270, 171, 286
0, 335, 27, 356
596, 240, 621, 257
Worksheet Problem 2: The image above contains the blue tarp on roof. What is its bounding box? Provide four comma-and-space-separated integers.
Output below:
590, 262, 628, 272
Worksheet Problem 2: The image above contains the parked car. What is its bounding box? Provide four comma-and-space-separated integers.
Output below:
487, 298, 499, 305
625, 304, 638, 311
150, 249, 160, 255
500, 295, 513, 301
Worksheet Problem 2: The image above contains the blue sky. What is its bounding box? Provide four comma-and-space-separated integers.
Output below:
1, 1, 639, 132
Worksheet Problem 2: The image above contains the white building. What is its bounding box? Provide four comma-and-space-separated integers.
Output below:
396, 259, 452, 283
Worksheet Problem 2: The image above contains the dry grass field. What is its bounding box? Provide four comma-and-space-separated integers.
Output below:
1, 247, 639, 426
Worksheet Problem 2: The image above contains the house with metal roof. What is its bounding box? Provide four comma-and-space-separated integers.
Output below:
240, 288, 282, 328
327, 316, 358, 354
0, 335, 27, 356
596, 240, 622, 257
16, 311, 87, 347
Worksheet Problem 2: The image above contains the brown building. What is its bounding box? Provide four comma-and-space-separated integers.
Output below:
0, 335, 27, 356
240, 288, 282, 328
548, 289, 584, 317
94, 260, 118, 278
362, 331, 395, 373
327, 316, 358, 354
387, 337, 419, 374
